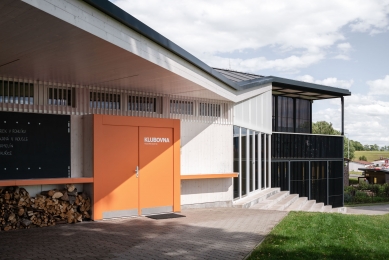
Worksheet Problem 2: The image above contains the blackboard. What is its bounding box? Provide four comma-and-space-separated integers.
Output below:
0, 111, 70, 180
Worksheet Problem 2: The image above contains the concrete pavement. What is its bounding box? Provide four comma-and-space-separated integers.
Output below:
0, 208, 287, 260
345, 203, 389, 215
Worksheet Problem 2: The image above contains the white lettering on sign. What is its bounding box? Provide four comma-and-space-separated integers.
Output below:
0, 150, 12, 156
144, 137, 170, 143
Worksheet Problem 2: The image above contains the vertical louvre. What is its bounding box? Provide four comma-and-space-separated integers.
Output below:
0, 77, 233, 124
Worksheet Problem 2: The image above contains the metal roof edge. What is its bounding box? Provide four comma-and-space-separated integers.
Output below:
270, 76, 352, 96
236, 76, 351, 96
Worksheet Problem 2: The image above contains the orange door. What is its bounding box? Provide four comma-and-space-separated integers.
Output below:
139, 127, 174, 215
94, 125, 139, 219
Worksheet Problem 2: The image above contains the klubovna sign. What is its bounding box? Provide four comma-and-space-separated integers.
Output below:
144, 137, 170, 143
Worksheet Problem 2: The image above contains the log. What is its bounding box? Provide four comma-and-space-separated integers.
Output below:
1, 185, 91, 231
60, 192, 69, 201
66, 184, 76, 193
20, 218, 32, 228
52, 192, 63, 199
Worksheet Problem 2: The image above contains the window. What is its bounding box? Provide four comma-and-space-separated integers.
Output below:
90, 92, 121, 109
296, 99, 311, 133
277, 96, 294, 132
199, 102, 221, 117
48, 88, 75, 107
0, 80, 34, 104
272, 95, 312, 133
170, 100, 194, 115
128, 96, 156, 112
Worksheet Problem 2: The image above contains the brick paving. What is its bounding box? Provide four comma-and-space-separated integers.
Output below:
0, 208, 287, 260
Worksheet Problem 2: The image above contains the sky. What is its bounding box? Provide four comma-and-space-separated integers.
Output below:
111, 0, 389, 147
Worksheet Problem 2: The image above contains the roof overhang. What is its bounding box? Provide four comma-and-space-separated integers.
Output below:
0, 0, 236, 101
0, 0, 351, 103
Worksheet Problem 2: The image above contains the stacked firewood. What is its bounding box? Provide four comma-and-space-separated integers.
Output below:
0, 184, 91, 231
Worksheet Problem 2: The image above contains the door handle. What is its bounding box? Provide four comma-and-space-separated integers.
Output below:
135, 166, 139, 178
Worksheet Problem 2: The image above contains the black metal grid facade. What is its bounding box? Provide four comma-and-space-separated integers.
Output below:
271, 133, 344, 207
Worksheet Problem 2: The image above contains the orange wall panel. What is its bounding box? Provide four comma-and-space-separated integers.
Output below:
92, 114, 181, 220
139, 127, 173, 211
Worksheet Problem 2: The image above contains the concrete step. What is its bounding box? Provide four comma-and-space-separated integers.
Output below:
300, 200, 316, 211
322, 205, 333, 213
233, 188, 280, 208
331, 207, 347, 213
309, 202, 325, 212
268, 194, 299, 211
250, 191, 290, 209
286, 197, 308, 211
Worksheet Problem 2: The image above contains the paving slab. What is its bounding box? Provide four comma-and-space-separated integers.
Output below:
0, 207, 287, 260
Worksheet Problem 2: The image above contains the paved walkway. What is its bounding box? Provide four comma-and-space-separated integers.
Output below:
0, 208, 287, 260
345, 203, 389, 215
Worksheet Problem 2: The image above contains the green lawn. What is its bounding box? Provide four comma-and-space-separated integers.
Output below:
248, 212, 389, 260
354, 151, 389, 162
349, 170, 362, 175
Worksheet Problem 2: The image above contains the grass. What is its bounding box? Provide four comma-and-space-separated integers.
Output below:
248, 212, 389, 260
349, 170, 362, 175
354, 151, 389, 162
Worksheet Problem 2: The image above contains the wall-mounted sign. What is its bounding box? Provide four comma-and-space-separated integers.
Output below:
0, 111, 70, 180
144, 137, 170, 145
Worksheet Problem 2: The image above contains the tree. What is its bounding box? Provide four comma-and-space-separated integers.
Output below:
344, 137, 355, 160
312, 121, 340, 135
351, 140, 364, 151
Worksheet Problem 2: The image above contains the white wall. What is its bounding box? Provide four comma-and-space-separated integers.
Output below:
71, 115, 83, 177
349, 162, 372, 172
233, 90, 272, 134
181, 178, 233, 206
181, 122, 233, 174
0, 184, 84, 198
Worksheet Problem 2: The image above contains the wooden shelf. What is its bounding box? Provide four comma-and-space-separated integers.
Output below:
181, 173, 238, 180
0, 177, 94, 187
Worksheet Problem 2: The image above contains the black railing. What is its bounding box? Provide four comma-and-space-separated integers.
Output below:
271, 132, 344, 207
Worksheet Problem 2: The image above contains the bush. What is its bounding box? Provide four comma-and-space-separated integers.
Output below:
357, 182, 369, 191
344, 192, 353, 203
369, 184, 381, 196
354, 191, 371, 203
349, 178, 359, 185
383, 183, 389, 197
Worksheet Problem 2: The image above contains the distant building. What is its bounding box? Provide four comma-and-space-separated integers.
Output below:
349, 161, 374, 172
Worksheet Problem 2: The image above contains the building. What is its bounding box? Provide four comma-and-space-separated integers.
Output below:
349, 161, 374, 172
0, 0, 351, 220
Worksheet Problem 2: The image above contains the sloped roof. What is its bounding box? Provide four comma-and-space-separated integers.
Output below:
351, 161, 373, 165
83, 0, 351, 99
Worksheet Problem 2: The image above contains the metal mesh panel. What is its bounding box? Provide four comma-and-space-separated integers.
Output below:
271, 161, 289, 191
290, 161, 309, 197
272, 133, 343, 159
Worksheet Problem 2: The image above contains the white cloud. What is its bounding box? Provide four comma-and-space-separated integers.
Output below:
296, 75, 354, 89
112, 0, 389, 72
205, 53, 324, 73
313, 80, 389, 147
337, 42, 352, 52
333, 54, 350, 60
367, 75, 389, 95
314, 99, 389, 147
